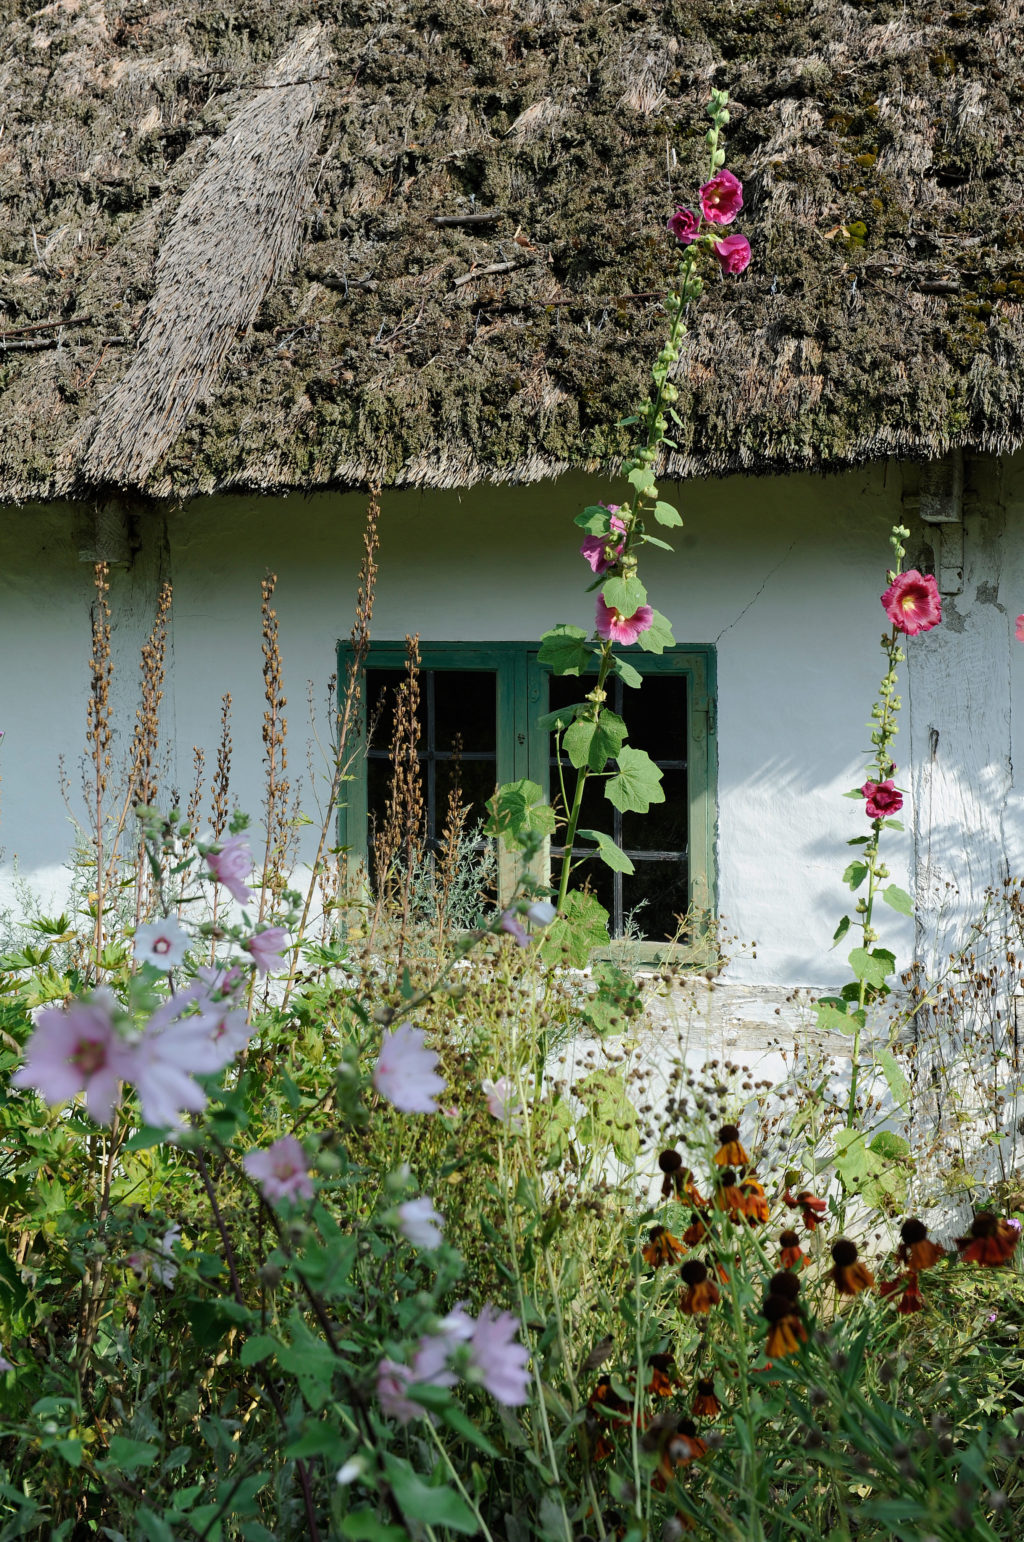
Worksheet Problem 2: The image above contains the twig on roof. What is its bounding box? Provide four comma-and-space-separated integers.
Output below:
430, 210, 504, 227
0, 315, 93, 340
452, 261, 518, 288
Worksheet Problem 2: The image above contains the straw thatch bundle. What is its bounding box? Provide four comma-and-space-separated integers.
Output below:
1, 0, 1023, 502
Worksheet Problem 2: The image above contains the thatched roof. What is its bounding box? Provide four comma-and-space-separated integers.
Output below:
2, 0, 1023, 502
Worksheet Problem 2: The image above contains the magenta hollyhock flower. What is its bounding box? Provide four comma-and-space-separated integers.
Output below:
12, 988, 131, 1125
712, 234, 751, 274
397, 1196, 444, 1249
243, 1136, 314, 1203
134, 917, 190, 969
700, 169, 743, 225
580, 512, 627, 577
500, 909, 530, 947
468, 1305, 531, 1405
667, 206, 700, 245
373, 1022, 446, 1114
861, 779, 904, 819
1016, 615, 1024, 642
881, 570, 942, 636
206, 835, 253, 904
595, 595, 654, 645
245, 926, 289, 976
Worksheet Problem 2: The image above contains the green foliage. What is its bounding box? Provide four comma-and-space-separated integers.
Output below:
484, 780, 556, 852
604, 746, 665, 814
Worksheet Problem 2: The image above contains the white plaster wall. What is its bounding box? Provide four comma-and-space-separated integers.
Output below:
0, 461, 946, 985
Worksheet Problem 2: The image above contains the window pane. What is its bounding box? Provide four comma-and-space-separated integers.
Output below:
624, 673, 687, 762
621, 767, 689, 851
436, 757, 496, 836
365, 668, 426, 749
434, 670, 497, 754
622, 857, 690, 942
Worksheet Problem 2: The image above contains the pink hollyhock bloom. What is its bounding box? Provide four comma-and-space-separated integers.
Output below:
712, 234, 751, 274
500, 909, 530, 947
374, 1022, 446, 1114
134, 917, 190, 969
397, 1196, 444, 1249
206, 835, 253, 904
595, 595, 654, 645
700, 169, 744, 225
12, 988, 131, 1125
243, 1136, 314, 1203
667, 206, 700, 244
881, 570, 942, 635
468, 1305, 531, 1405
245, 926, 289, 976
861, 779, 904, 819
1016, 615, 1024, 642
580, 512, 627, 577
482, 1076, 523, 1129
377, 1359, 421, 1425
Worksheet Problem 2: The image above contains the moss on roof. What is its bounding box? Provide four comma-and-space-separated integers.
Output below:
2, 0, 1023, 500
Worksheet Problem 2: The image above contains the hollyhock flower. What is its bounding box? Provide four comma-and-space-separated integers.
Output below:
12, 988, 131, 1125
397, 1196, 444, 1249
595, 595, 654, 645
861, 779, 903, 819
127, 1019, 211, 1128
482, 1075, 523, 1128
699, 169, 744, 225
146, 988, 250, 1075
205, 835, 254, 904
667, 206, 700, 244
134, 917, 191, 969
499, 909, 530, 947
377, 1359, 420, 1425
1016, 615, 1024, 642
244, 1136, 314, 1203
245, 926, 289, 976
526, 899, 557, 928
411, 1307, 474, 1388
712, 234, 751, 274
373, 1022, 446, 1114
580, 511, 627, 576
881, 569, 942, 635
467, 1304, 531, 1405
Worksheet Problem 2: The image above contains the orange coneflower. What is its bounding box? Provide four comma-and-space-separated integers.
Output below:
643, 1225, 685, 1268
779, 1229, 807, 1270
762, 1293, 808, 1358
714, 1168, 744, 1221
681, 1210, 710, 1247
956, 1211, 1021, 1266
691, 1376, 721, 1418
658, 1150, 708, 1207
714, 1123, 750, 1168
830, 1238, 875, 1295
679, 1258, 721, 1315
896, 1218, 945, 1271
648, 1415, 708, 1489
647, 1353, 681, 1397
739, 1174, 770, 1225
879, 1270, 925, 1314
586, 1375, 630, 1460
783, 1187, 828, 1231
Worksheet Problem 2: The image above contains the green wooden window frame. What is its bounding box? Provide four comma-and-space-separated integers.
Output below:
337, 640, 717, 959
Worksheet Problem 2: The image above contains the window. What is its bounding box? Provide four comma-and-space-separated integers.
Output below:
338, 641, 716, 953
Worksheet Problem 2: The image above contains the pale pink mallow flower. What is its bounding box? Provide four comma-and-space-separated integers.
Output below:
881, 570, 942, 636
12, 988, 131, 1125
373, 1022, 446, 1114
128, 1223, 181, 1288
377, 1359, 421, 1425
127, 1023, 211, 1128
580, 511, 627, 577
595, 595, 654, 645
712, 234, 751, 274
206, 835, 254, 904
699, 169, 744, 225
145, 990, 250, 1076
667, 207, 700, 245
412, 1307, 473, 1387
243, 1136, 314, 1204
482, 1076, 523, 1130
1016, 614, 1024, 643
499, 909, 530, 947
397, 1196, 444, 1249
526, 900, 557, 928
0, 1349, 12, 1373
245, 926, 289, 976
134, 917, 191, 969
468, 1305, 531, 1405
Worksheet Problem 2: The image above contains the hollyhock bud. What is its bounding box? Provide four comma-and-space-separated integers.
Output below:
667, 206, 699, 244
712, 234, 751, 274
699, 169, 743, 225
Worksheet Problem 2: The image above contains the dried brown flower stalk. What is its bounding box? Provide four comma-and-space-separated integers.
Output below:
211, 693, 233, 840
259, 573, 291, 918
85, 563, 113, 963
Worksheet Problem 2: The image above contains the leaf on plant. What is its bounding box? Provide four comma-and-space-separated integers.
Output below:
485, 780, 557, 851
875, 1049, 911, 1110
102, 1437, 160, 1474
383, 1456, 480, 1534
573, 505, 615, 534
602, 575, 647, 615
536, 704, 584, 732
653, 500, 683, 527
636, 608, 675, 655
814, 1001, 856, 1035
627, 466, 657, 493
842, 862, 868, 891
537, 625, 593, 676
539, 891, 610, 968
576, 1068, 640, 1162
577, 829, 635, 874
882, 884, 914, 916
832, 915, 851, 945
563, 712, 627, 772
613, 657, 643, 689
847, 947, 891, 989
642, 534, 674, 551
604, 747, 665, 814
